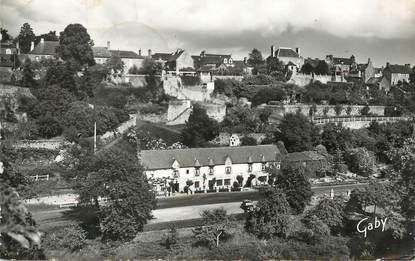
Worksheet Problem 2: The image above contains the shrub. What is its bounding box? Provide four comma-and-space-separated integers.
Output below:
44, 225, 86, 252
241, 136, 257, 146
360, 105, 370, 116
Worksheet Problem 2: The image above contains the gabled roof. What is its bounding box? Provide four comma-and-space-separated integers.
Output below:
29, 41, 59, 55
386, 64, 412, 74
152, 52, 172, 61
110, 50, 143, 59
141, 144, 282, 170
283, 151, 326, 162
193, 53, 232, 68
92, 47, 111, 58
167, 49, 185, 62
276, 48, 300, 58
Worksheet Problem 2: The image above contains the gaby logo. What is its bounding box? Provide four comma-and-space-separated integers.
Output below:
357, 217, 387, 238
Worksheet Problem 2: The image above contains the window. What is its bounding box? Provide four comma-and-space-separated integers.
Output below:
224, 179, 231, 186
225, 166, 232, 174
186, 169, 190, 174
224, 58, 228, 64
5, 49, 11, 55
194, 181, 200, 188
261, 163, 267, 171
248, 163, 253, 173
209, 166, 214, 175
195, 168, 200, 176
276, 163, 281, 169
173, 169, 179, 178
217, 179, 223, 186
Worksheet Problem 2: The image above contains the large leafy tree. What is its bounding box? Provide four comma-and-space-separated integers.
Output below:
56, 24, 95, 68
193, 208, 234, 248
0, 28, 13, 42
20, 59, 37, 88
75, 150, 156, 241
245, 187, 291, 239
138, 58, 163, 75
306, 197, 345, 234
181, 104, 219, 147
34, 31, 59, 45
300, 63, 314, 74
16, 23, 36, 54
0, 142, 45, 259
314, 60, 330, 75
270, 165, 313, 214
321, 123, 354, 154
276, 112, 320, 152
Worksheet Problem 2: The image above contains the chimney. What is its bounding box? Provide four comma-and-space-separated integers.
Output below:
40, 38, 44, 44
386, 62, 390, 68
271, 45, 275, 57
148, 49, 152, 57
200, 50, 205, 57
138, 49, 141, 56
107, 41, 111, 50
30, 41, 34, 52
243, 57, 247, 64
295, 47, 300, 56
405, 64, 411, 68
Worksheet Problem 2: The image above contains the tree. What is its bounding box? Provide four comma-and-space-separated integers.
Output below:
306, 197, 345, 233
314, 60, 329, 75
34, 31, 58, 45
36, 113, 62, 138
251, 86, 286, 106
360, 105, 370, 116
193, 208, 234, 248
241, 136, 257, 146
76, 150, 156, 241
334, 104, 343, 116
299, 214, 331, 243
16, 23, 36, 54
56, 23, 95, 68
266, 56, 284, 74
344, 147, 376, 177
247, 48, 264, 74
321, 123, 354, 154
20, 59, 37, 88
399, 160, 415, 219
181, 104, 219, 147
270, 165, 313, 214
0, 142, 44, 259
277, 112, 320, 152
44, 62, 78, 96
44, 225, 86, 252
300, 63, 314, 74
245, 187, 291, 239
138, 58, 163, 75
105, 54, 124, 73
0, 28, 12, 42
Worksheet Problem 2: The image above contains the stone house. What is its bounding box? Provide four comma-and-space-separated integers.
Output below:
165, 49, 195, 74
270, 45, 304, 69
283, 151, 328, 177
0, 41, 17, 55
140, 144, 282, 193
27, 38, 59, 61
152, 51, 172, 67
325, 55, 356, 76
92, 45, 111, 65
382, 63, 411, 86
110, 49, 145, 73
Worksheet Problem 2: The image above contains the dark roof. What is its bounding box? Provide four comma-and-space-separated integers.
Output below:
233, 60, 248, 68
193, 53, 232, 67
276, 48, 300, 58
283, 151, 326, 162
110, 50, 143, 59
141, 144, 281, 170
152, 52, 172, 61
386, 64, 412, 74
167, 49, 185, 62
92, 47, 111, 58
332, 57, 353, 65
198, 64, 216, 72
29, 41, 59, 55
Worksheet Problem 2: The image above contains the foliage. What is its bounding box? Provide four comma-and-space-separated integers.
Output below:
299, 214, 330, 243
344, 147, 376, 177
105, 54, 124, 73
0, 27, 12, 42
269, 165, 313, 214
36, 113, 62, 138
360, 105, 370, 116
180, 75, 200, 86
75, 150, 156, 241
300, 63, 314, 74
251, 86, 286, 106
20, 59, 37, 88
193, 208, 235, 248
314, 60, 330, 75
399, 160, 415, 219
16, 23, 36, 54
241, 136, 257, 146
321, 123, 354, 154
245, 188, 291, 239
45, 225, 86, 252
247, 48, 264, 69
181, 104, 219, 147
128, 65, 140, 74
34, 31, 59, 44
306, 197, 345, 233
138, 58, 163, 75
276, 112, 320, 152
163, 226, 178, 250
56, 23, 95, 68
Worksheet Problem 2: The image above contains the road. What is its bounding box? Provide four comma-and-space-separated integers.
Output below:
31, 182, 368, 231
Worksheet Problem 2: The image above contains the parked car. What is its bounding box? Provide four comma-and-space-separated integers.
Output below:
240, 200, 255, 212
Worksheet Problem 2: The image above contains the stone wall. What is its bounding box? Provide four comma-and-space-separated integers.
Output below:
167, 100, 192, 122
267, 104, 385, 121
163, 75, 214, 102
14, 139, 70, 150
288, 73, 345, 87
212, 75, 244, 82
166, 99, 226, 125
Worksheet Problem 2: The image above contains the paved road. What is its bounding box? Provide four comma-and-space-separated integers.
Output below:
31, 182, 369, 230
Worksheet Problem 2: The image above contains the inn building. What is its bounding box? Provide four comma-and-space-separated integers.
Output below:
140, 144, 282, 193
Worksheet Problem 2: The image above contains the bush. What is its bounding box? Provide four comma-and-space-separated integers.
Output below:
180, 76, 200, 86
44, 225, 86, 252
139, 103, 167, 115
241, 136, 257, 146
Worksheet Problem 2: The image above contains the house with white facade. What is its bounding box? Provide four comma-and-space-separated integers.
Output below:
270, 45, 304, 70
140, 144, 282, 193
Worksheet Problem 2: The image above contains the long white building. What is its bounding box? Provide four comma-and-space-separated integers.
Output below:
140, 144, 282, 193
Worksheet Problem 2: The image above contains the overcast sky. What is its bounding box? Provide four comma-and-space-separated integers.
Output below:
1, 0, 415, 66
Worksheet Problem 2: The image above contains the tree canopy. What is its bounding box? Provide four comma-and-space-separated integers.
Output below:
16, 23, 36, 54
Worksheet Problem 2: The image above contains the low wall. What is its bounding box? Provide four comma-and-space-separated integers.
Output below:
14, 139, 70, 150
313, 116, 409, 129
212, 75, 244, 82
288, 73, 345, 87
100, 114, 137, 143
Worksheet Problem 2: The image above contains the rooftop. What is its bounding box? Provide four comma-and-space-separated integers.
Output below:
140, 144, 282, 170
152, 52, 172, 61
92, 46, 111, 58
110, 50, 144, 59
276, 48, 300, 58
386, 64, 412, 74
283, 151, 326, 162
29, 41, 59, 56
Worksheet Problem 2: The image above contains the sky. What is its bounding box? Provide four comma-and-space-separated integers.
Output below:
1, 0, 415, 66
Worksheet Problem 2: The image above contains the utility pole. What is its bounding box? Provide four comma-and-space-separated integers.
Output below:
94, 121, 97, 154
